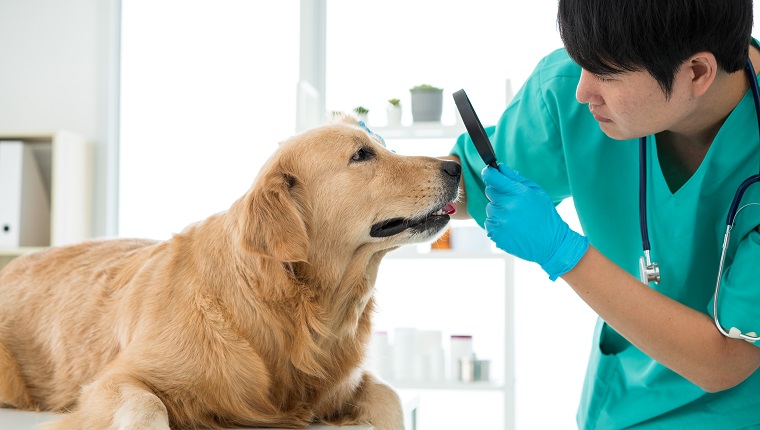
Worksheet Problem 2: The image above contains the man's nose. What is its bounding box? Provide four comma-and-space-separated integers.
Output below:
576, 69, 603, 105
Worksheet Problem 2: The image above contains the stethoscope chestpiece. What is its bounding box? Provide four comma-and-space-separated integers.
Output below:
639, 252, 660, 284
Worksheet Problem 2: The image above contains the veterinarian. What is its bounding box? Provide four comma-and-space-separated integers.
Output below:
447, 0, 760, 428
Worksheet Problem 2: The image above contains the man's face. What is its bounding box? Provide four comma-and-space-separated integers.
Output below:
575, 63, 698, 140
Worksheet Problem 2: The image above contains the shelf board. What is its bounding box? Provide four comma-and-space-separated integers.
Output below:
371, 123, 465, 139
0, 133, 55, 142
389, 380, 506, 391
385, 247, 506, 259
0, 247, 46, 257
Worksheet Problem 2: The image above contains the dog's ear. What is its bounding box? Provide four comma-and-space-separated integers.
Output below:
241, 168, 311, 262
327, 111, 359, 126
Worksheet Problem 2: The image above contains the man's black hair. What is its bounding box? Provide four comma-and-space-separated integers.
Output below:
557, 0, 753, 97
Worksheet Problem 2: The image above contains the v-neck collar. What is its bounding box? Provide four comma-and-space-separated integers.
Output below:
649, 38, 760, 199
649, 134, 705, 199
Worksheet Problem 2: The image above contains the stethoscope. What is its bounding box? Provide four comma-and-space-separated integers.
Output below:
638, 58, 760, 341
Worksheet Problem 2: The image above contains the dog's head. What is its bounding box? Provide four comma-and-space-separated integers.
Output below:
239, 115, 460, 262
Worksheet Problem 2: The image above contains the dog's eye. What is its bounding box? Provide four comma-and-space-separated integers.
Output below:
351, 147, 374, 162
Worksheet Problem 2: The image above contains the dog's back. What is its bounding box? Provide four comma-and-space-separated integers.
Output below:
0, 238, 158, 409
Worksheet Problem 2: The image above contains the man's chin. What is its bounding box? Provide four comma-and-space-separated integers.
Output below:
598, 123, 635, 141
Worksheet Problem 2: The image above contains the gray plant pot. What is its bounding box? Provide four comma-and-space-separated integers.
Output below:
410, 89, 443, 122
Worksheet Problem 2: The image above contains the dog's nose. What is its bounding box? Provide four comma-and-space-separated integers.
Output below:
441, 160, 461, 178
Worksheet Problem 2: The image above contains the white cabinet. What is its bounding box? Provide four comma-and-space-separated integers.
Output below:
0, 131, 91, 269
374, 247, 515, 430
363, 128, 515, 430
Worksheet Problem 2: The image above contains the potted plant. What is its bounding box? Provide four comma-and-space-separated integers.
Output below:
409, 84, 443, 123
386, 98, 402, 127
353, 106, 369, 123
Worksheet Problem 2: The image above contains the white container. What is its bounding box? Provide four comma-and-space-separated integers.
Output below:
460, 354, 491, 382
450, 226, 492, 253
414, 330, 445, 382
368, 331, 393, 381
449, 335, 474, 381
393, 327, 417, 381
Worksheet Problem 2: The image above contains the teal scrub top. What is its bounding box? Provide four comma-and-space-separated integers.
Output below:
451, 47, 760, 429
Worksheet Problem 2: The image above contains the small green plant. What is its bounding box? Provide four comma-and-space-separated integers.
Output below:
353, 106, 369, 114
388, 98, 401, 107
410, 84, 443, 92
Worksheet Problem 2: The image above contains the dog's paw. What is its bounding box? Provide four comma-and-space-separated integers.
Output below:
37, 412, 169, 430
36, 414, 85, 430
112, 392, 170, 430
37, 392, 170, 430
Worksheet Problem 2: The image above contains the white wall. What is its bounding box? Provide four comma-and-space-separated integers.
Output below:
0, 0, 120, 238
118, 0, 300, 239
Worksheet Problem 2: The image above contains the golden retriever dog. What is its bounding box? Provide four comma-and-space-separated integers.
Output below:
0, 115, 460, 430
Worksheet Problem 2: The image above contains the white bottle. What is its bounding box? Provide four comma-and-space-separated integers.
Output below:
449, 335, 474, 381
415, 330, 444, 382
393, 327, 417, 381
368, 331, 393, 381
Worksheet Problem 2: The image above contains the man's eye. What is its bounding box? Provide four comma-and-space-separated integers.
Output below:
594, 73, 615, 82
351, 147, 374, 162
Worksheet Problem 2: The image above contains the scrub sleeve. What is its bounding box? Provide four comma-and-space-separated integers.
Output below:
451, 47, 760, 429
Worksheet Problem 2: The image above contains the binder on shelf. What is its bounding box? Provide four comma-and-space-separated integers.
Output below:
0, 141, 51, 248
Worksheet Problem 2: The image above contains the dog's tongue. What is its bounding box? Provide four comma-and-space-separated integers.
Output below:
443, 203, 457, 215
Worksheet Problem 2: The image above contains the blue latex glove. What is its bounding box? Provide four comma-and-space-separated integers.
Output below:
482, 163, 589, 281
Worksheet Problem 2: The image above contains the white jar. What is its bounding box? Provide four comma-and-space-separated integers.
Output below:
459, 355, 490, 382
368, 331, 393, 381
449, 335, 474, 381
393, 327, 417, 381
415, 330, 444, 382
450, 226, 493, 252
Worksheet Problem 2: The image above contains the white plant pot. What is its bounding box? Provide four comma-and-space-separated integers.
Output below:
386, 105, 402, 126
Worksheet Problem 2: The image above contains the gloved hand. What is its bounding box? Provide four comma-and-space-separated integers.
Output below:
482, 163, 589, 280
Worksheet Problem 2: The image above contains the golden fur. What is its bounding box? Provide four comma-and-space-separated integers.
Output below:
0, 116, 461, 430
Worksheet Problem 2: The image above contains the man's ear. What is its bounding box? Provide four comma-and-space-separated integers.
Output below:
241, 169, 311, 262
688, 52, 718, 97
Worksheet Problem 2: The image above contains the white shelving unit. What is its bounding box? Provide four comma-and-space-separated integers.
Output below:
376, 245, 515, 430
345, 116, 515, 429
0, 131, 91, 270
296, 4, 514, 426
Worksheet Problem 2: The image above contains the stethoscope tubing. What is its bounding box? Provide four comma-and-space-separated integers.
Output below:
639, 57, 760, 341
722, 58, 760, 225
748, 59, 760, 163
639, 136, 651, 252
726, 174, 760, 225
713, 59, 760, 341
